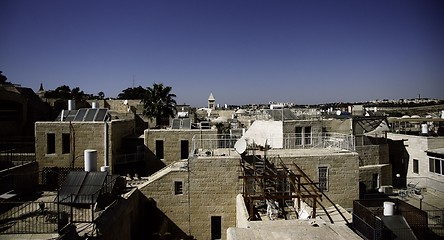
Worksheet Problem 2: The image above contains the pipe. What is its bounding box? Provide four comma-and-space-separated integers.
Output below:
104, 121, 109, 167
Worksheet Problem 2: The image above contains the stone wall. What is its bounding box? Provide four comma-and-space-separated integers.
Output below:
109, 119, 136, 172
0, 161, 38, 193
277, 152, 359, 209
355, 144, 389, 166
387, 133, 444, 193
140, 149, 358, 239
144, 129, 217, 166
140, 155, 241, 240
359, 164, 392, 192
283, 120, 324, 135
96, 189, 147, 240
35, 119, 134, 173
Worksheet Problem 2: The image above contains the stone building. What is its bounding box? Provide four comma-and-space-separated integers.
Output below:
35, 107, 138, 181
387, 132, 444, 193
0, 82, 52, 137
323, 116, 392, 196
141, 120, 359, 239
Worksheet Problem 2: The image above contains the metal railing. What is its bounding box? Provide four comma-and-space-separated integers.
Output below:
0, 201, 59, 234
353, 199, 439, 240
0, 174, 118, 234
192, 133, 355, 155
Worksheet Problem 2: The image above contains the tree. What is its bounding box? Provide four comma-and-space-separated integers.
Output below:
98, 91, 105, 100
0, 71, 9, 84
43, 85, 88, 100
117, 86, 147, 99
142, 83, 177, 126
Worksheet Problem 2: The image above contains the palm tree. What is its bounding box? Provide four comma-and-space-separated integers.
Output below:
142, 83, 177, 127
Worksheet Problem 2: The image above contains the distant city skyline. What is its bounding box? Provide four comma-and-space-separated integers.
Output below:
1, 0, 443, 107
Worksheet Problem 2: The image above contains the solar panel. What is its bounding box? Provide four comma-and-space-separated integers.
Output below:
172, 119, 181, 129
74, 109, 88, 121
76, 172, 107, 204
95, 109, 108, 121
84, 109, 98, 121
58, 171, 87, 204
65, 110, 78, 121
182, 118, 191, 129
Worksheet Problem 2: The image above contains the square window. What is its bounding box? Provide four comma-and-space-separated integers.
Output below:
174, 181, 183, 195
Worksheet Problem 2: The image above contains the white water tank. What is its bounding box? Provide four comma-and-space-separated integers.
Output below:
84, 149, 97, 172
442, 110, 444, 119
68, 100, 75, 111
383, 201, 395, 216
92, 102, 99, 109
421, 124, 428, 135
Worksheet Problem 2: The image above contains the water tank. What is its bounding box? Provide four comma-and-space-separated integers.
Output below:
84, 149, 97, 172
92, 102, 99, 109
442, 110, 444, 119
421, 124, 428, 135
68, 100, 75, 111
383, 202, 395, 216
100, 166, 110, 173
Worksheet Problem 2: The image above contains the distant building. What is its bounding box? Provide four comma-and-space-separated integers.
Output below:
208, 92, 215, 110
0, 82, 51, 137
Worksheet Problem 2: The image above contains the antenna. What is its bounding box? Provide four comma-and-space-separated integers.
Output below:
132, 75, 135, 88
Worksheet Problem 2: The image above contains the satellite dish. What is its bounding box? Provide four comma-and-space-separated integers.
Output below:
234, 138, 247, 154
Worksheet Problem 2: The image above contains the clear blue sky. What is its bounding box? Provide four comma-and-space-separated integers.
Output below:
1, 0, 443, 107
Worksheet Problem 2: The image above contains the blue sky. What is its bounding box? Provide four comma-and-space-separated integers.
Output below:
1, 0, 443, 107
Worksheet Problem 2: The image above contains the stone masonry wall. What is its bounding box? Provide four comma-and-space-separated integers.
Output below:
141, 151, 358, 239
109, 119, 135, 172
387, 133, 444, 193
144, 129, 217, 165
140, 155, 241, 240
355, 144, 389, 166
35, 120, 134, 173
277, 152, 359, 209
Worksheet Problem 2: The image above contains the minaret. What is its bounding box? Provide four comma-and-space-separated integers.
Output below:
208, 92, 215, 110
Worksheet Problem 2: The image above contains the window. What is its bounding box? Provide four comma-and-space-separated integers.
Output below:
318, 167, 328, 191
174, 181, 183, 195
181, 140, 189, 159
47, 133, 55, 154
304, 126, 312, 145
295, 126, 312, 146
372, 173, 379, 189
155, 140, 164, 160
211, 216, 222, 240
295, 127, 302, 146
62, 133, 70, 154
413, 159, 419, 174
429, 157, 444, 175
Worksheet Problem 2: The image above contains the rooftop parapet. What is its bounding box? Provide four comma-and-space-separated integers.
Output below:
191, 133, 355, 157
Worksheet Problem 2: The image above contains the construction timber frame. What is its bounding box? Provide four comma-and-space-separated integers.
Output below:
239, 146, 349, 224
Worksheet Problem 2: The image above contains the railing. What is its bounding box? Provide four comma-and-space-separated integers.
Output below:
353, 199, 438, 240
191, 133, 355, 156
192, 134, 240, 156
0, 201, 59, 234
282, 132, 355, 151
